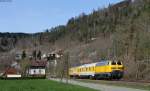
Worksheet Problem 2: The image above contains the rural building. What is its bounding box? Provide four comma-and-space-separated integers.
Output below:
15, 53, 22, 60
4, 67, 21, 78
27, 61, 47, 78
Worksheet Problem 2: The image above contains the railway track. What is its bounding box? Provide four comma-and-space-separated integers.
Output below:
112, 79, 150, 83
77, 78, 150, 84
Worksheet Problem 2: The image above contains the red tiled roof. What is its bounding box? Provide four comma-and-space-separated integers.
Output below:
31, 61, 47, 67
5, 68, 17, 74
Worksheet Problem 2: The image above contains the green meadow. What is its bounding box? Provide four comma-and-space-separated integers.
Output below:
0, 79, 98, 91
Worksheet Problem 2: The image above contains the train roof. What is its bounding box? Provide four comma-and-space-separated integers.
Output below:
71, 60, 117, 68
79, 62, 97, 68
80, 60, 111, 67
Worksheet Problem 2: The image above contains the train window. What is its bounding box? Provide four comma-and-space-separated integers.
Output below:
111, 61, 116, 65
86, 68, 88, 71
117, 61, 122, 65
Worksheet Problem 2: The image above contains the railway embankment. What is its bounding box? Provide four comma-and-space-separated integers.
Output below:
77, 79, 150, 90
49, 78, 148, 91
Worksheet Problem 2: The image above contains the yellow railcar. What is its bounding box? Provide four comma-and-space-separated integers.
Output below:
69, 60, 124, 79
69, 67, 79, 78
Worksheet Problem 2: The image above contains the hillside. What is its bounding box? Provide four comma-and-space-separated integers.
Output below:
0, 0, 150, 80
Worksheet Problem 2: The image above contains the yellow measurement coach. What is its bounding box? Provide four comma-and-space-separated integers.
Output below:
69, 60, 124, 79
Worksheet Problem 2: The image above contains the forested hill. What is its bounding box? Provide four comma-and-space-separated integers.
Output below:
0, 0, 150, 79
39, 0, 150, 43
0, 32, 31, 38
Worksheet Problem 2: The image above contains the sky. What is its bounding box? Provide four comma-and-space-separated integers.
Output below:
0, 0, 123, 33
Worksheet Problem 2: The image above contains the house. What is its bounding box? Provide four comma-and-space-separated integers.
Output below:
41, 54, 47, 59
15, 53, 22, 60
4, 67, 21, 78
27, 61, 47, 78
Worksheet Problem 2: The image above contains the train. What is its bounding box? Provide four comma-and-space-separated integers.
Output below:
69, 60, 124, 79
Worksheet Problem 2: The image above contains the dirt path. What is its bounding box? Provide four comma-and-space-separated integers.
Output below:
49, 78, 148, 91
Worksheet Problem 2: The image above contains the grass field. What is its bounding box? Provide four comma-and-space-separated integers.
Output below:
0, 79, 98, 91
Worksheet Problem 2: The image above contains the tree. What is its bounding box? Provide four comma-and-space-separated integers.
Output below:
32, 50, 37, 60
37, 50, 42, 60
1, 38, 8, 46
22, 50, 26, 59
59, 52, 69, 84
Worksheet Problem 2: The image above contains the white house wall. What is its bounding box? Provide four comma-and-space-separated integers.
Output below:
7, 75, 21, 78
29, 69, 45, 75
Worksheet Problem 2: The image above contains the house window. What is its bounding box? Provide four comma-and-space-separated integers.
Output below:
39, 69, 42, 74
34, 70, 36, 74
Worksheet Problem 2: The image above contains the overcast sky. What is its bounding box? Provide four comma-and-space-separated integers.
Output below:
0, 0, 123, 33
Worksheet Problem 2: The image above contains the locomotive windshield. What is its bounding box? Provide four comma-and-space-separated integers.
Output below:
111, 61, 116, 65
117, 61, 122, 65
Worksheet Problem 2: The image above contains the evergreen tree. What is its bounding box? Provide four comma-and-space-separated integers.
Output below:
22, 50, 26, 59
32, 50, 37, 60
37, 50, 42, 60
